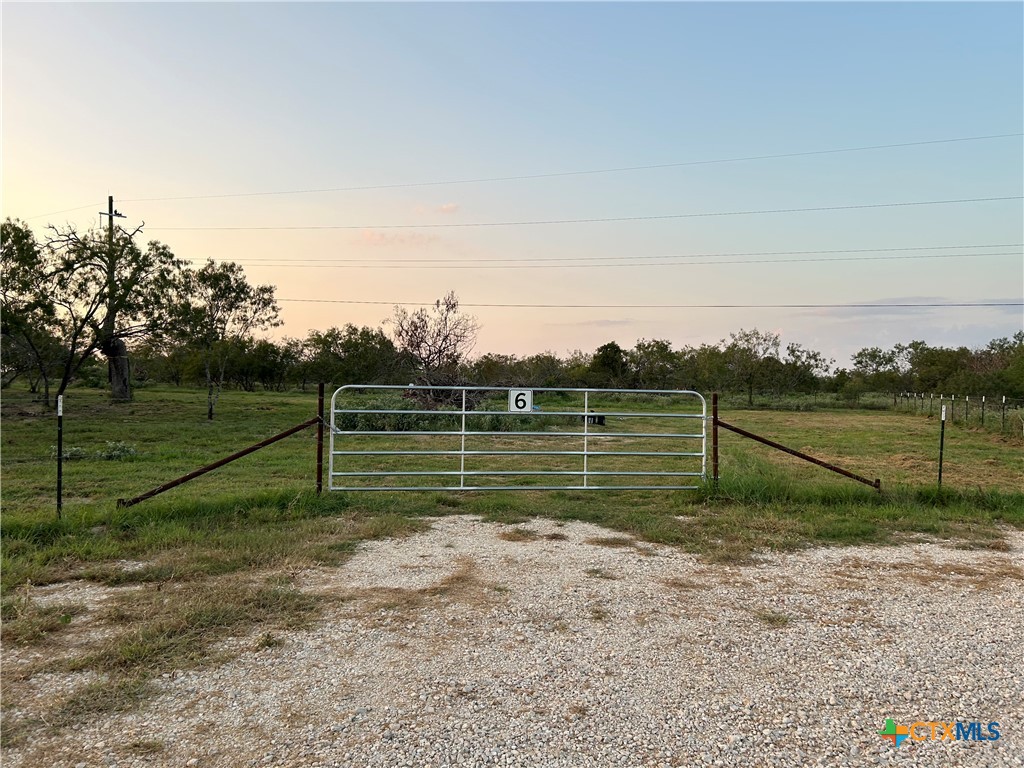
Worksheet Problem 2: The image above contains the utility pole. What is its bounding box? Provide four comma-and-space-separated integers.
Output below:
99, 196, 129, 400
100, 196, 126, 328
99, 195, 126, 277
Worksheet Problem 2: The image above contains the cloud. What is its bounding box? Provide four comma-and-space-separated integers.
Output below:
437, 203, 460, 214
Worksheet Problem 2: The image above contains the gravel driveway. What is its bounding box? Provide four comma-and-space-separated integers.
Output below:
5, 516, 1022, 768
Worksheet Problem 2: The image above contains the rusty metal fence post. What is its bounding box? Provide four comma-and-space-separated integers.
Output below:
712, 392, 719, 493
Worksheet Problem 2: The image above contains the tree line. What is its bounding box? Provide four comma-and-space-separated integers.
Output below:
4, 218, 1022, 416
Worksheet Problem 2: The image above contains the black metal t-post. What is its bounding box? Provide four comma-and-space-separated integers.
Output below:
56, 395, 64, 519
938, 404, 947, 489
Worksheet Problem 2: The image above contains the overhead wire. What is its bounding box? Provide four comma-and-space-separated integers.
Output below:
24, 132, 1022, 220
23, 203, 104, 221
192, 251, 1023, 271
148, 195, 1023, 231
276, 298, 1022, 309
177, 242, 1024, 265
119, 132, 1023, 202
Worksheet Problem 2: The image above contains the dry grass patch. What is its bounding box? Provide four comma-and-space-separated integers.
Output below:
0, 573, 321, 747
830, 554, 1022, 591
50, 675, 154, 727
127, 739, 166, 755
0, 596, 87, 647
585, 535, 637, 548
498, 528, 541, 542
63, 577, 319, 676
900, 558, 1023, 590
352, 557, 503, 620
566, 703, 589, 719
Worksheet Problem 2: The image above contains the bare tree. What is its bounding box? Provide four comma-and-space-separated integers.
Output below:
389, 291, 480, 383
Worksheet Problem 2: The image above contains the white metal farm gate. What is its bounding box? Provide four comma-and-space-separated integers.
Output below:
329, 385, 707, 491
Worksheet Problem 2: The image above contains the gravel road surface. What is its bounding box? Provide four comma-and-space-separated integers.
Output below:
4, 516, 1021, 768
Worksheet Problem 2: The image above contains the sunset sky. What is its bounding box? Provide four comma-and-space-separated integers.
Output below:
3, 2, 1022, 369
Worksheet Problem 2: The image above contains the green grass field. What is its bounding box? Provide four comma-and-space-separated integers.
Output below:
3, 383, 1021, 576
2, 383, 1022, 746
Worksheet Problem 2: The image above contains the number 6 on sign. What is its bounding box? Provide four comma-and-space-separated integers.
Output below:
508, 389, 533, 413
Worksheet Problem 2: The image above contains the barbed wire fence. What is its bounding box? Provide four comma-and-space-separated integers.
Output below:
895, 391, 1024, 436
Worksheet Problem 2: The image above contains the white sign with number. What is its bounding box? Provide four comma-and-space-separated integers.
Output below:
508, 389, 533, 413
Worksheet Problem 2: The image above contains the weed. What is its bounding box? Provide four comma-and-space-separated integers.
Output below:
96, 441, 139, 461
255, 631, 284, 649
588, 605, 611, 621
50, 445, 88, 461
751, 609, 791, 628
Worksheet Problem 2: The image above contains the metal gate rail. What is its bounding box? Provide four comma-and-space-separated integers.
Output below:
329, 385, 706, 491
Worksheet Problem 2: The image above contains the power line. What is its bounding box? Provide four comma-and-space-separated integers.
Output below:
120, 132, 1023, 203
277, 299, 1023, 310
200, 250, 1022, 271
148, 195, 1023, 231
179, 242, 1024, 265
24, 202, 104, 221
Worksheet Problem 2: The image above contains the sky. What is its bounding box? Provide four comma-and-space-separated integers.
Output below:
3, 1, 1022, 370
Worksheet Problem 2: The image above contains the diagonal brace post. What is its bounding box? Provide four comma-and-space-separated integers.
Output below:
715, 417, 881, 492
117, 416, 321, 509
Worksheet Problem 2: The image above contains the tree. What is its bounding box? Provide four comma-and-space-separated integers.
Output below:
43, 221, 181, 401
1, 220, 64, 400
678, 343, 727, 393
628, 338, 678, 389
303, 325, 406, 385
519, 352, 568, 388
389, 291, 479, 383
588, 341, 629, 387
782, 343, 833, 393
1, 218, 179, 404
171, 260, 280, 420
470, 353, 521, 386
722, 328, 781, 406
562, 349, 593, 387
